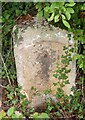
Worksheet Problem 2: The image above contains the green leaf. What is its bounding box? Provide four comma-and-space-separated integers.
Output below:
65, 11, 71, 20
66, 8, 74, 13
30, 112, 49, 119
7, 106, 15, 117
64, 80, 70, 84
37, 113, 50, 118
44, 89, 52, 95
79, 63, 83, 68
22, 99, 30, 107
73, 54, 78, 60
56, 2, 65, 8
36, 3, 42, 9
0, 110, 6, 119
54, 14, 59, 22
30, 112, 38, 118
62, 19, 70, 28
14, 27, 19, 35
5, 14, 10, 20
16, 10, 21, 16
51, 3, 59, 10
23, 10, 27, 15
12, 114, 18, 119
65, 2, 76, 7
0, 25, 2, 30
44, 6, 50, 12
53, 83, 57, 86
81, 3, 85, 10
37, 10, 43, 19
47, 105, 54, 111
53, 73, 58, 78
56, 111, 61, 117
44, 11, 49, 19
61, 6, 66, 12
48, 12, 54, 21
0, 16, 2, 23
62, 14, 66, 19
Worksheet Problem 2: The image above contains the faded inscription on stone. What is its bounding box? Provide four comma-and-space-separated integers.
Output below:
13, 18, 76, 109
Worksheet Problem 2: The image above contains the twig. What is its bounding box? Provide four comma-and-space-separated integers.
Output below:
15, 13, 23, 22
0, 53, 11, 85
2, 22, 7, 28
0, 83, 7, 89
0, 2, 7, 11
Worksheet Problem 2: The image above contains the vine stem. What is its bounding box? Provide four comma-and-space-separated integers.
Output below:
0, 53, 11, 85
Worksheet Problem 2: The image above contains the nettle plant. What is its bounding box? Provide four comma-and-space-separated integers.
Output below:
35, 2, 76, 28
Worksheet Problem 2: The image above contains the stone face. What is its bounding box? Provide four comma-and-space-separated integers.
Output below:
13, 19, 76, 109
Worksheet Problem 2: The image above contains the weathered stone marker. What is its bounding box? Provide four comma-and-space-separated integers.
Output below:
13, 18, 76, 110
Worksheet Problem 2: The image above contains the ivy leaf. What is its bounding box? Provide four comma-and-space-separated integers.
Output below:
53, 83, 57, 86
16, 10, 21, 16
65, 11, 71, 20
54, 14, 59, 22
64, 80, 70, 84
53, 74, 58, 78
62, 19, 70, 28
66, 8, 74, 13
56, 111, 61, 117
23, 10, 27, 15
48, 12, 54, 21
7, 106, 15, 117
5, 14, 10, 20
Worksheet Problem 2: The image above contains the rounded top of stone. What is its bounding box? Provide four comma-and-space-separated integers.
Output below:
15, 17, 67, 34
12, 17, 74, 47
